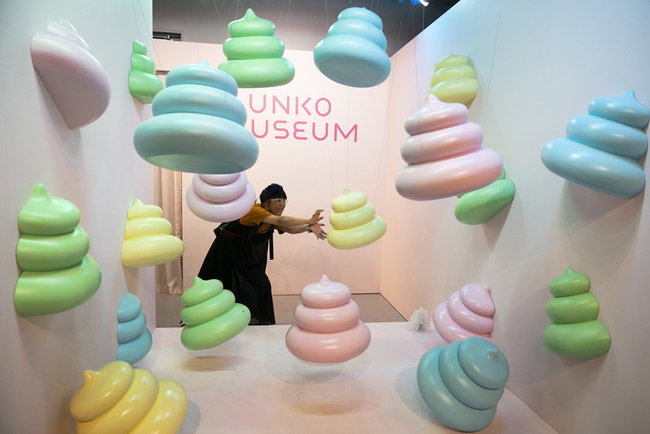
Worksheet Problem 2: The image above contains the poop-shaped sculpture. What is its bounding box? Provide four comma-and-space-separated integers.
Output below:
541, 91, 649, 198
417, 337, 509, 432
426, 54, 479, 106
455, 170, 515, 225
285, 275, 371, 364
543, 268, 611, 358
70, 361, 188, 434
218, 9, 295, 88
395, 94, 503, 201
121, 200, 184, 268
313, 7, 391, 88
129, 40, 164, 104
134, 60, 259, 174
30, 19, 111, 129
117, 293, 152, 365
15, 185, 102, 317
186, 172, 256, 222
180, 277, 251, 350
327, 188, 387, 250
433, 284, 494, 343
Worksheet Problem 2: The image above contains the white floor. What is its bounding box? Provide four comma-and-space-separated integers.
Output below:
137, 323, 557, 434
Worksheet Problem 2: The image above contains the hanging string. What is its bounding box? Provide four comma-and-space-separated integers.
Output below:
320, 0, 337, 201
480, 0, 504, 127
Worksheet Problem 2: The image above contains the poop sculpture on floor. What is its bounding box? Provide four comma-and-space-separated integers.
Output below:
117, 293, 152, 365
395, 94, 503, 201
327, 188, 387, 250
218, 9, 295, 88
541, 91, 649, 198
543, 268, 611, 358
433, 284, 494, 343
134, 60, 259, 174
417, 337, 509, 432
455, 170, 515, 225
70, 361, 188, 434
426, 54, 479, 106
121, 200, 184, 268
15, 185, 102, 317
286, 275, 371, 364
30, 19, 111, 129
313, 7, 391, 88
180, 277, 251, 350
186, 172, 256, 222
129, 40, 165, 104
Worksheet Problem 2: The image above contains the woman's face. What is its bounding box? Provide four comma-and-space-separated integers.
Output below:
265, 198, 286, 216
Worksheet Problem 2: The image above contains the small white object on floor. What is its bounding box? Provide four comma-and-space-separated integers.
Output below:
407, 307, 431, 332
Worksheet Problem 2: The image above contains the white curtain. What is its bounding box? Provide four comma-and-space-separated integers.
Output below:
154, 167, 184, 294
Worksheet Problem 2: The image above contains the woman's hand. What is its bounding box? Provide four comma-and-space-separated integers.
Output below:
310, 223, 327, 240
309, 209, 324, 226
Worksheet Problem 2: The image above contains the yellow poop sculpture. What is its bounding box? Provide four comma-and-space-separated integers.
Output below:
121, 200, 184, 268
327, 188, 386, 250
425, 54, 479, 106
70, 361, 188, 434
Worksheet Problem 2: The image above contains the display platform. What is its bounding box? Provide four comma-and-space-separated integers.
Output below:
138, 323, 557, 434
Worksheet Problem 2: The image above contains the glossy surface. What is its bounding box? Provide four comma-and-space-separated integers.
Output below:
186, 172, 256, 223
455, 171, 515, 225
129, 40, 164, 104
426, 54, 478, 106
327, 188, 387, 250
116, 293, 152, 365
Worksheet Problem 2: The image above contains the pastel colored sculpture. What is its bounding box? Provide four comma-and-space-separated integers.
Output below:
129, 40, 164, 104
15, 185, 101, 317
417, 337, 509, 432
285, 275, 371, 364
313, 7, 391, 88
395, 94, 503, 200
186, 172, 256, 222
70, 361, 188, 434
327, 188, 387, 250
30, 19, 111, 129
541, 91, 649, 198
121, 200, 184, 268
180, 277, 251, 350
134, 60, 259, 174
218, 9, 295, 88
543, 268, 611, 358
433, 284, 494, 343
407, 307, 431, 332
117, 293, 152, 365
425, 54, 479, 106
455, 170, 515, 225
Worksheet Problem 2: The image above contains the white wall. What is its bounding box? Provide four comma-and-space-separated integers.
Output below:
380, 1, 650, 433
0, 1, 156, 432
153, 40, 390, 294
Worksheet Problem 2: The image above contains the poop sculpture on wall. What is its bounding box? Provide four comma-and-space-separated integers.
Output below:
541, 91, 649, 198
121, 200, 184, 268
327, 188, 387, 250
70, 361, 188, 434
134, 60, 259, 174
218, 9, 295, 88
454, 170, 515, 225
426, 54, 479, 106
433, 284, 494, 343
117, 293, 152, 365
417, 337, 509, 432
313, 7, 391, 88
286, 275, 371, 364
186, 172, 256, 222
15, 185, 102, 317
129, 40, 165, 104
543, 268, 611, 358
180, 277, 251, 350
395, 94, 503, 200
30, 19, 111, 129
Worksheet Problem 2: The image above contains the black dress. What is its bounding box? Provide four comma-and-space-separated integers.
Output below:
197, 218, 276, 325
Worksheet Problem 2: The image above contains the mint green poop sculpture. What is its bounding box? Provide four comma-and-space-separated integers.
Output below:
129, 40, 164, 104
455, 170, 515, 225
15, 185, 101, 316
543, 268, 611, 358
218, 9, 295, 88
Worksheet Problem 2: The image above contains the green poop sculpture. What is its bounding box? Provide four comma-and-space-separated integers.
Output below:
15, 185, 101, 316
455, 170, 515, 225
543, 268, 611, 358
218, 9, 295, 88
129, 40, 164, 104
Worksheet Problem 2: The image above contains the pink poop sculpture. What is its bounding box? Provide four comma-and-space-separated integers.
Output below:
285, 275, 371, 364
433, 284, 494, 343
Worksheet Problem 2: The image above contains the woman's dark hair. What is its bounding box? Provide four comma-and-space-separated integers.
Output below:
260, 183, 286, 204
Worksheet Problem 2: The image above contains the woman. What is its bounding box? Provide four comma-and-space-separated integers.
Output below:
197, 184, 327, 325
